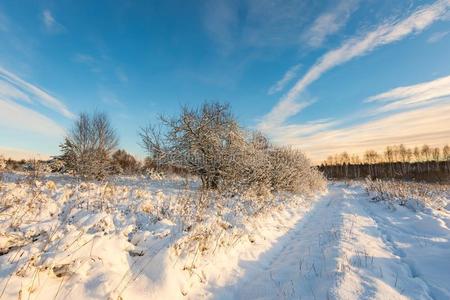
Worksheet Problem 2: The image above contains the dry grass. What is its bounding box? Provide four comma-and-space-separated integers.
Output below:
364, 178, 449, 210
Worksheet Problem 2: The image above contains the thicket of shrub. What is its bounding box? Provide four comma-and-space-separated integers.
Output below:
139, 102, 326, 197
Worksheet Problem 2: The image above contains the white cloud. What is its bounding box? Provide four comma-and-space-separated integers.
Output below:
0, 67, 74, 118
202, 0, 323, 52
0, 146, 50, 160
0, 81, 31, 103
367, 74, 450, 112
265, 75, 450, 163
260, 0, 450, 131
427, 30, 449, 42
280, 101, 450, 163
302, 0, 359, 48
0, 99, 65, 137
257, 99, 315, 133
268, 64, 301, 95
41, 9, 65, 34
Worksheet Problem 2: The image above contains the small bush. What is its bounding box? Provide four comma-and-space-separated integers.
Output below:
59, 112, 118, 179
111, 149, 140, 175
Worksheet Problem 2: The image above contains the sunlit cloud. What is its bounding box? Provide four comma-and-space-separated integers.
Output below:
276, 102, 450, 163
367, 74, 450, 113
0, 80, 32, 103
260, 0, 450, 130
264, 74, 450, 163
0, 146, 50, 160
0, 99, 65, 137
257, 98, 315, 133
0, 67, 74, 118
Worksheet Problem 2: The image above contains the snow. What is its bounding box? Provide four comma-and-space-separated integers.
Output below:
1, 173, 449, 299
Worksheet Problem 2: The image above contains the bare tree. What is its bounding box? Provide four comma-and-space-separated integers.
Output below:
140, 103, 243, 188
443, 145, 450, 172
139, 102, 325, 195
443, 145, 450, 161
60, 112, 118, 179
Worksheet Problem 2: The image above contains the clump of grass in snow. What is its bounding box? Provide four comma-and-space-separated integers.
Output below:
364, 178, 449, 210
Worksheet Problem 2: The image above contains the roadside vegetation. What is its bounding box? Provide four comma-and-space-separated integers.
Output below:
364, 177, 449, 210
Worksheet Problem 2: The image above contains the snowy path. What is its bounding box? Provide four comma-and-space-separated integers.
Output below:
207, 183, 450, 300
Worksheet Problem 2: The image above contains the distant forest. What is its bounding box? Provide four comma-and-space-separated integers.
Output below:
319, 144, 450, 182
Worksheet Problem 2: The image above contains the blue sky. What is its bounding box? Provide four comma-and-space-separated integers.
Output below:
0, 0, 449, 162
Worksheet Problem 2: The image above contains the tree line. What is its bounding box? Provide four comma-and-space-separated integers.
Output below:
319, 144, 450, 182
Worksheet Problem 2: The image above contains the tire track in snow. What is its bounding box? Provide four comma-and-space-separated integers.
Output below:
213, 187, 350, 299
211, 183, 438, 300
359, 186, 450, 299
334, 186, 434, 300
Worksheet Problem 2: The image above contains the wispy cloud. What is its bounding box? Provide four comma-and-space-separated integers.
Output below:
98, 87, 123, 107
260, 0, 450, 131
0, 67, 74, 118
0, 146, 51, 160
0, 99, 65, 137
73, 53, 102, 73
203, 0, 238, 54
367, 74, 450, 113
302, 0, 359, 48
257, 98, 315, 133
265, 74, 450, 163
268, 119, 338, 144
41, 9, 65, 34
0, 80, 32, 103
0, 9, 9, 32
74, 53, 128, 85
427, 30, 449, 43
268, 64, 301, 95
115, 67, 128, 83
280, 101, 450, 163
202, 0, 322, 52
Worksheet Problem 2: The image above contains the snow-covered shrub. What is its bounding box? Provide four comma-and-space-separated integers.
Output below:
365, 178, 449, 210
140, 102, 326, 198
59, 112, 118, 179
0, 155, 5, 170
268, 147, 326, 195
48, 158, 65, 172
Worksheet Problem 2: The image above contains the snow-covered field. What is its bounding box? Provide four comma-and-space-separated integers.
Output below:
1, 173, 449, 299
